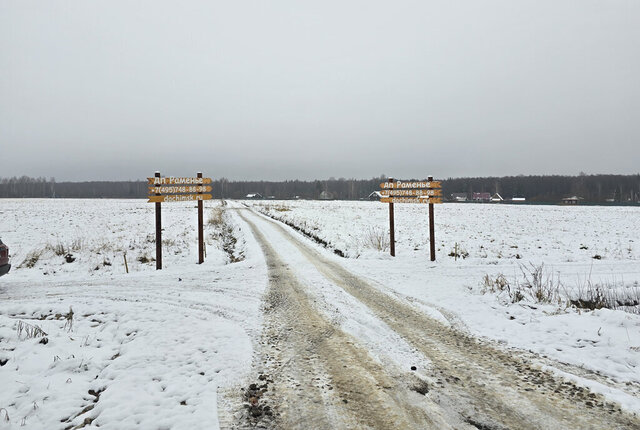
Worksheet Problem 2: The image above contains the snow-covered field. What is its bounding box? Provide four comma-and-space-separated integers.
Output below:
249, 200, 640, 406
1, 198, 640, 428
251, 200, 640, 263
0, 199, 266, 429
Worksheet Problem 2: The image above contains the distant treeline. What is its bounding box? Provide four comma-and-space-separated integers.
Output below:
0, 177, 146, 199
1, 174, 639, 203
445, 174, 640, 203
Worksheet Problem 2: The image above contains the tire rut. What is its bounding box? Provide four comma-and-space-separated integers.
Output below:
248, 209, 640, 430
233, 211, 452, 429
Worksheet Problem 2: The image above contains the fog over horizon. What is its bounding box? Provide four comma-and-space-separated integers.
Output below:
3, 171, 640, 184
2, 1, 639, 182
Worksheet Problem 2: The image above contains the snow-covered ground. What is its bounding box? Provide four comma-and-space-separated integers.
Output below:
0, 199, 266, 429
250, 200, 640, 263
1, 198, 640, 428
248, 200, 640, 407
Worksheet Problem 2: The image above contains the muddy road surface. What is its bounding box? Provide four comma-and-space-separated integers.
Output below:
221, 209, 640, 430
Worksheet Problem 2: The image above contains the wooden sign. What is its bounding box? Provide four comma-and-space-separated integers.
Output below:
147, 194, 213, 203
148, 185, 212, 194
381, 197, 442, 204
380, 176, 440, 261
147, 176, 212, 185
380, 181, 441, 189
149, 172, 210, 269
379, 189, 442, 197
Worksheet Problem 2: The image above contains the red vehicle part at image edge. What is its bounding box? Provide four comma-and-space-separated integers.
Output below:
0, 239, 10, 276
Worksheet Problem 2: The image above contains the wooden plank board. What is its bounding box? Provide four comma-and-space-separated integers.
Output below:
147, 177, 212, 185
379, 189, 442, 197
380, 197, 442, 204
380, 180, 441, 189
148, 185, 212, 194
147, 194, 213, 203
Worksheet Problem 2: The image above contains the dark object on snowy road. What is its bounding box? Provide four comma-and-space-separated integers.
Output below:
0, 239, 10, 277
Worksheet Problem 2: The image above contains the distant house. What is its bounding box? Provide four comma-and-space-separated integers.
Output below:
511, 197, 526, 202
562, 196, 583, 205
245, 193, 263, 199
451, 193, 468, 202
318, 191, 334, 200
490, 193, 504, 202
367, 191, 382, 201
472, 192, 491, 202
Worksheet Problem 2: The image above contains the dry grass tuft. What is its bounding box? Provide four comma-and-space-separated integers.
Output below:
16, 320, 48, 339
361, 226, 389, 252
18, 249, 43, 268
208, 208, 224, 226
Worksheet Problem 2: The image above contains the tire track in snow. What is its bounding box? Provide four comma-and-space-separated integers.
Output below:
243, 208, 640, 430
233, 211, 453, 429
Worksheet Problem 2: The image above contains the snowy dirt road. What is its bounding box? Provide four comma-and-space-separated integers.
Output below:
224, 208, 640, 430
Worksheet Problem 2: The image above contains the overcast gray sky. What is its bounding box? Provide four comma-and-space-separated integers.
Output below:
1, 0, 639, 181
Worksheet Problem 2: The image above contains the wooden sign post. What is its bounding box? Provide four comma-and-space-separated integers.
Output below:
388, 178, 395, 257
428, 175, 436, 262
197, 172, 204, 264
378, 177, 442, 260
155, 171, 162, 270
148, 172, 213, 269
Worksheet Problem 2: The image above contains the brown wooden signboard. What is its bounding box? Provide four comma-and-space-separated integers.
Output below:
148, 172, 210, 269
380, 197, 442, 204
147, 176, 212, 185
147, 194, 212, 203
379, 177, 440, 261
380, 181, 441, 189
148, 185, 212, 194
379, 189, 442, 197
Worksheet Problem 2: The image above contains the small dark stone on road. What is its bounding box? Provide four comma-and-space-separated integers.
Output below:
410, 366, 417, 371
249, 383, 258, 390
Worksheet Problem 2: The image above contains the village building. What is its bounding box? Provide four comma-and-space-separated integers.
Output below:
562, 196, 584, 205
451, 193, 468, 202
245, 193, 263, 199
367, 191, 382, 201
472, 192, 491, 202
490, 193, 504, 202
